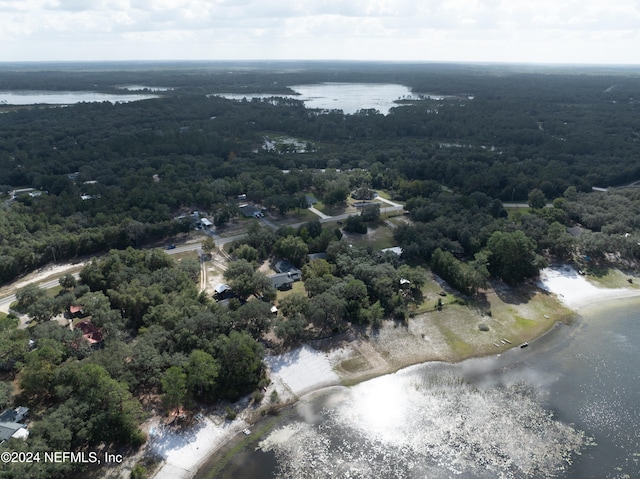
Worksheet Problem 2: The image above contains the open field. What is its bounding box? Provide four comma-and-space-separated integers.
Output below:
583, 266, 640, 289
329, 274, 574, 385
275, 280, 306, 301
340, 223, 396, 250
269, 208, 317, 226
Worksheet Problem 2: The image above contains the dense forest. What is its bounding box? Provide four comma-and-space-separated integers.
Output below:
1, 62, 640, 285
1, 62, 640, 478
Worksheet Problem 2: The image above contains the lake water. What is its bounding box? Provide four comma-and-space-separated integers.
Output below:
214, 83, 453, 115
0, 91, 159, 105
210, 298, 640, 478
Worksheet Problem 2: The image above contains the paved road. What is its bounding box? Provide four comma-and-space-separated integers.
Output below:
0, 294, 15, 314
0, 273, 81, 315
302, 205, 404, 229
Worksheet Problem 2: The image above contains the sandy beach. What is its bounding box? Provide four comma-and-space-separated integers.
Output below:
149, 415, 250, 479
537, 265, 640, 310
150, 264, 640, 479
149, 346, 344, 479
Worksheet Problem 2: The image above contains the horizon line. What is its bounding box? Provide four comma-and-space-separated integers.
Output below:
0, 59, 639, 68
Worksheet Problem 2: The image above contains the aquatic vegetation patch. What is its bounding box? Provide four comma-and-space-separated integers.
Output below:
259, 373, 589, 478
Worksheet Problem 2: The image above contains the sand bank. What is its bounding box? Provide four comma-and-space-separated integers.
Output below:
149, 416, 249, 479
153, 265, 640, 478
537, 265, 640, 310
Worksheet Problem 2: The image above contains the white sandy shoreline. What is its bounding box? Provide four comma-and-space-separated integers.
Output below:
150, 345, 343, 479
537, 265, 640, 311
151, 264, 640, 479
150, 415, 250, 479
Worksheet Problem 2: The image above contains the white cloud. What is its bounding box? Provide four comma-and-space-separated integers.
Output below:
1, 0, 639, 63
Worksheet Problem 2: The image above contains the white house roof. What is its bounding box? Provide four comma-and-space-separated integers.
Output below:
381, 246, 403, 256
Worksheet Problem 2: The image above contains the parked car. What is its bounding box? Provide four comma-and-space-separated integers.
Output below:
166, 244, 176, 250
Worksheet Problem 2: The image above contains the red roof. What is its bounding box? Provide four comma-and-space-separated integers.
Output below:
69, 305, 83, 314
75, 320, 103, 344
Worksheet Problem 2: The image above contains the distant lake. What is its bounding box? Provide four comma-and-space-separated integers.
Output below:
213, 83, 455, 115
0, 91, 159, 105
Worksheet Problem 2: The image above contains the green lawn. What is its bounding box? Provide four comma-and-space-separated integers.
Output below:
276, 280, 306, 302
46, 285, 63, 298
171, 250, 199, 262
375, 190, 393, 200
415, 273, 457, 314
314, 201, 355, 217
505, 206, 530, 220
436, 322, 475, 357
585, 267, 640, 289
341, 224, 396, 250
272, 208, 317, 225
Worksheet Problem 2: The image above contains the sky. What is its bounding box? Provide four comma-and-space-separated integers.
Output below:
1, 0, 639, 64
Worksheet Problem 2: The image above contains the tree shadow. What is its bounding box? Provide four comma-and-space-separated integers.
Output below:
490, 280, 542, 305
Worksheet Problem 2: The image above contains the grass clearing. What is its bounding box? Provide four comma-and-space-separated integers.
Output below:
314, 201, 357, 217
319, 219, 342, 230
171, 250, 199, 262
435, 322, 475, 358
505, 206, 530, 220
585, 268, 640, 289
46, 285, 63, 298
414, 270, 458, 314
341, 224, 396, 250
276, 281, 306, 302
514, 315, 537, 328
272, 208, 317, 225
486, 284, 574, 343
213, 219, 253, 238
371, 280, 572, 368
375, 190, 394, 200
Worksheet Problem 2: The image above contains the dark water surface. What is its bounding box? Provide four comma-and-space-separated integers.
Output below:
208, 298, 640, 479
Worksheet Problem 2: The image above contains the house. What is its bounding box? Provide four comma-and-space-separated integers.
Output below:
304, 194, 318, 207
68, 305, 85, 318
214, 283, 231, 295
269, 272, 295, 290
0, 422, 28, 443
273, 259, 302, 280
381, 246, 403, 256
0, 407, 29, 444
75, 320, 103, 347
0, 407, 28, 424
214, 284, 236, 301
239, 204, 263, 218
